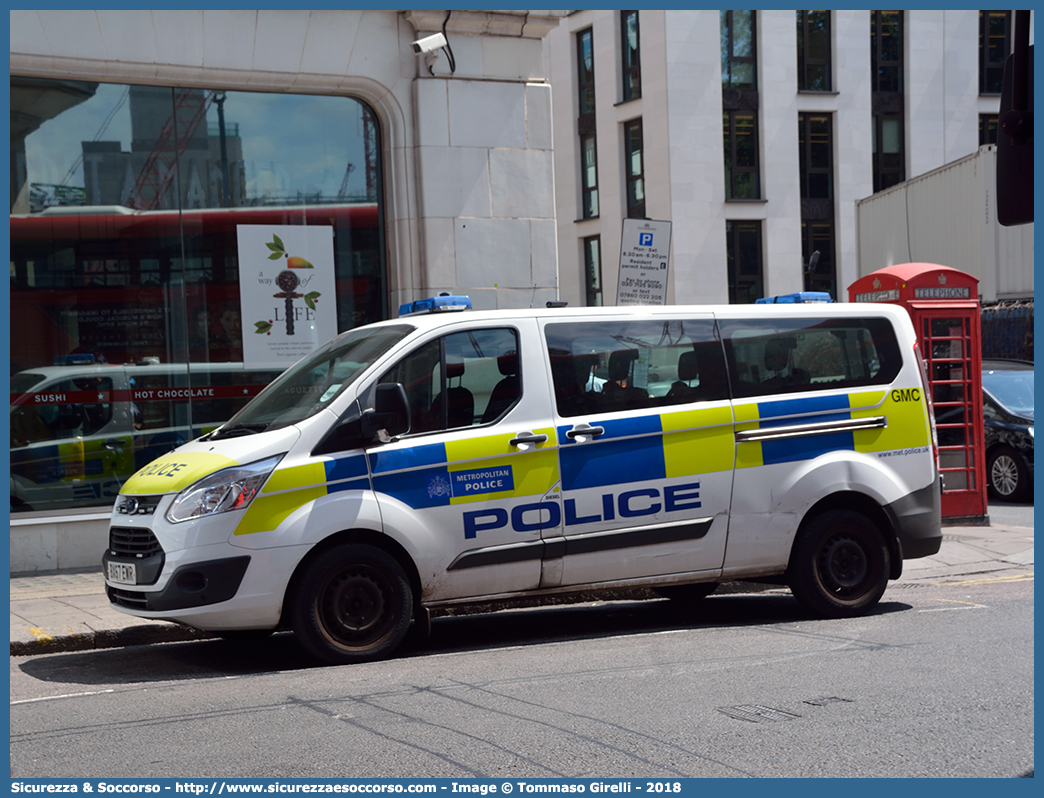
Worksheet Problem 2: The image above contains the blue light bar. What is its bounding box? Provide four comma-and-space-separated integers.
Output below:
398, 295, 473, 316
755, 292, 833, 304
54, 353, 97, 365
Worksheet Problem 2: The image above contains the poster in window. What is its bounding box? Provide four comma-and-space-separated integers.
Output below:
236, 225, 338, 369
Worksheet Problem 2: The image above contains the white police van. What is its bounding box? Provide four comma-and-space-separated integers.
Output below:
103, 296, 942, 663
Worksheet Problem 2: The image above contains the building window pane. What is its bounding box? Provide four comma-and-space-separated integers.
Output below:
581, 134, 599, 218
621, 11, 641, 102
723, 111, 761, 200
624, 119, 645, 219
10, 78, 386, 513
577, 28, 595, 116
980, 11, 1011, 95
801, 221, 836, 297
980, 113, 1000, 145
584, 236, 603, 307
797, 11, 832, 91
798, 112, 836, 297
721, 10, 757, 89
726, 220, 763, 304
871, 11, 903, 94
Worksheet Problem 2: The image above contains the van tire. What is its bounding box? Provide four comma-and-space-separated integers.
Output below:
788, 510, 889, 618
291, 544, 412, 664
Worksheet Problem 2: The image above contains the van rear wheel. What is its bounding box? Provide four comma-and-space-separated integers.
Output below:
291, 544, 412, 664
788, 510, 889, 618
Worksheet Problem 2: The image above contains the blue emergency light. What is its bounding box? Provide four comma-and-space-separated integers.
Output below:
53, 353, 97, 365
755, 292, 833, 304
398, 294, 473, 317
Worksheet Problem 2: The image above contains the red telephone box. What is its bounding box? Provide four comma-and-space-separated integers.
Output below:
849, 263, 987, 523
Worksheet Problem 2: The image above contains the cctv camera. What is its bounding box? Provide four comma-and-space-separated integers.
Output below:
412, 32, 447, 55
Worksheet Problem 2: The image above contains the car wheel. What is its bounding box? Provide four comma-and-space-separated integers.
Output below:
788, 510, 890, 619
987, 445, 1030, 503
291, 544, 412, 664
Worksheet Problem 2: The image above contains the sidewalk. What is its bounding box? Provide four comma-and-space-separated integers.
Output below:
10, 523, 1034, 657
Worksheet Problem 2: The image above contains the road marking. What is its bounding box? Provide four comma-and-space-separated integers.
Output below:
938, 573, 1033, 586
918, 598, 988, 613
28, 628, 54, 645
11, 689, 115, 705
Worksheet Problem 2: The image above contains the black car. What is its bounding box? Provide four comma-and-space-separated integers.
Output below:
982, 358, 1034, 502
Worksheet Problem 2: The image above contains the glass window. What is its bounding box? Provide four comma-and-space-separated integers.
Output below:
10, 78, 386, 513
624, 119, 645, 219
871, 11, 903, 93
545, 319, 728, 417
621, 11, 641, 102
380, 328, 521, 434
799, 112, 834, 200
873, 114, 905, 192
723, 111, 761, 200
801, 220, 837, 298
719, 316, 901, 399
577, 28, 595, 117
726, 220, 763, 304
797, 112, 836, 299
584, 236, 603, 307
721, 11, 757, 89
581, 133, 599, 219
979, 11, 1011, 95
979, 113, 1000, 145
797, 11, 832, 91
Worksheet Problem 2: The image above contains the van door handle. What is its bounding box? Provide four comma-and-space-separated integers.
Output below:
509, 431, 549, 447
566, 423, 604, 441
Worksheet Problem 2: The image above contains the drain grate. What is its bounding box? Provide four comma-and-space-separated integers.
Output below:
717, 704, 801, 723
804, 696, 854, 706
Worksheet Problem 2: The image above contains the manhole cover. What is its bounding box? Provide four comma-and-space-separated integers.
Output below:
716, 705, 801, 723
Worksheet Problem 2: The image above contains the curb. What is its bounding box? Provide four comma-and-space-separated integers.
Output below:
10, 623, 216, 657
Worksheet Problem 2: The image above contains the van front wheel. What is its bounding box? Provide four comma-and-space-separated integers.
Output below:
291, 544, 412, 664
788, 510, 889, 619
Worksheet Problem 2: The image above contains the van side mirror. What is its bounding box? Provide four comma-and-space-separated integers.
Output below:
362, 383, 411, 441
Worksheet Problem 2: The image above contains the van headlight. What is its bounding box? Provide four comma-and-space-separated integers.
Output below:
166, 455, 283, 523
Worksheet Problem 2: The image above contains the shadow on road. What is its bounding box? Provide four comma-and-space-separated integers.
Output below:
14, 591, 911, 687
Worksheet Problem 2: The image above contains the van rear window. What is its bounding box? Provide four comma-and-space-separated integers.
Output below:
718, 317, 901, 398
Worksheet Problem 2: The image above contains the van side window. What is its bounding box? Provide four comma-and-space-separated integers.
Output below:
545, 319, 727, 417
380, 328, 520, 434
719, 317, 902, 398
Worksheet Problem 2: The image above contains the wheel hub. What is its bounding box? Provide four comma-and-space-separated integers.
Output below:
991, 454, 1019, 496
323, 571, 386, 638
819, 535, 868, 592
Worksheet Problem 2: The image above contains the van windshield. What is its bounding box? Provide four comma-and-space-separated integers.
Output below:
210, 325, 413, 439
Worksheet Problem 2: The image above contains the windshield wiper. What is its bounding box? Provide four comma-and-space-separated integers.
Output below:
210, 422, 270, 440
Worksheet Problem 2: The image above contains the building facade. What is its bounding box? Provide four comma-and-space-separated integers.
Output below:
8, 9, 566, 565
545, 9, 1026, 308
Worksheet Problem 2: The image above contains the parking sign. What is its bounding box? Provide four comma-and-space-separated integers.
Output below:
617, 218, 672, 305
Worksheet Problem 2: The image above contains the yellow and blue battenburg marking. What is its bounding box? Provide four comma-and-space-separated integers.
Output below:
368, 430, 559, 509
234, 453, 370, 535
556, 405, 736, 491
734, 388, 929, 469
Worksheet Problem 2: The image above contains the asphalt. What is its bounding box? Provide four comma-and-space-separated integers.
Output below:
10, 522, 1034, 657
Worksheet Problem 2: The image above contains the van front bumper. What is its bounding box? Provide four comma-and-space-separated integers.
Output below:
104, 555, 250, 612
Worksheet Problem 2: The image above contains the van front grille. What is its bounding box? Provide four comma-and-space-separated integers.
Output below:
108, 526, 163, 558
107, 586, 151, 610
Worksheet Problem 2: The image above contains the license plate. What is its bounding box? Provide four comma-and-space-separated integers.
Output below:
107, 561, 136, 585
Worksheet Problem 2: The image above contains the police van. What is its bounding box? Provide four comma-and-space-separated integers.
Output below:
103, 297, 942, 663
11, 360, 280, 513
